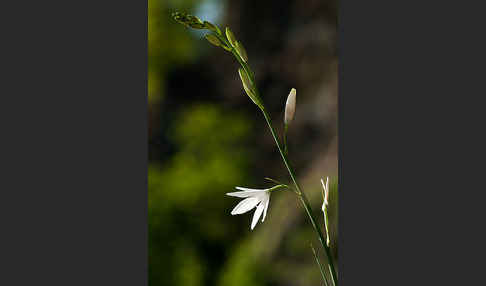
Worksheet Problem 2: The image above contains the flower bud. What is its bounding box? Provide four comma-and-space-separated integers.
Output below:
238, 68, 264, 110
235, 41, 248, 62
321, 177, 329, 207
204, 21, 221, 34
188, 22, 205, 29
284, 88, 297, 125
172, 12, 205, 29
225, 27, 237, 47
205, 34, 222, 47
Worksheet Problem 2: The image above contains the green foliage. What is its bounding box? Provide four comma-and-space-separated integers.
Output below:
218, 241, 265, 286
173, 244, 205, 286
149, 104, 253, 286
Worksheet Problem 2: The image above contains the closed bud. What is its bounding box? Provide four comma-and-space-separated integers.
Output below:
238, 68, 264, 110
204, 21, 221, 34
235, 41, 248, 62
188, 21, 205, 29
238, 68, 253, 96
172, 12, 205, 29
205, 34, 222, 47
284, 88, 297, 125
225, 27, 237, 47
172, 11, 187, 23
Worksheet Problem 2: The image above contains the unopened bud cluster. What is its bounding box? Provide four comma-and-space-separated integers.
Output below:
172, 12, 206, 29
172, 12, 264, 110
225, 28, 248, 62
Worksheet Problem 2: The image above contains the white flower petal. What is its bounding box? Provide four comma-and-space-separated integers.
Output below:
235, 187, 262, 191
235, 187, 269, 192
321, 177, 329, 206
261, 195, 270, 222
227, 187, 267, 198
231, 197, 260, 215
251, 202, 265, 230
226, 191, 261, 198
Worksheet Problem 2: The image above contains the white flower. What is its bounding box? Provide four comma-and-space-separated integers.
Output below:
321, 177, 329, 211
226, 187, 271, 230
321, 177, 330, 246
284, 88, 297, 125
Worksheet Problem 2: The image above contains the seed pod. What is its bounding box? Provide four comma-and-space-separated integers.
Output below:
235, 41, 248, 62
284, 88, 297, 125
225, 27, 237, 47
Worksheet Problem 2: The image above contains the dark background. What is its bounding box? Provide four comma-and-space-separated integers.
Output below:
149, 0, 338, 285
3, 0, 484, 285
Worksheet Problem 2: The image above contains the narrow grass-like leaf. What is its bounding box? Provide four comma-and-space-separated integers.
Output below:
311, 243, 330, 286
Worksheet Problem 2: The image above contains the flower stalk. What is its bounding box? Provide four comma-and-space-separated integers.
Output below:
262, 108, 338, 286
172, 13, 338, 285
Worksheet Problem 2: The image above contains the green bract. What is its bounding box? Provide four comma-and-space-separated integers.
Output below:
235, 41, 248, 62
238, 68, 264, 110
205, 34, 222, 47
204, 21, 221, 34
225, 27, 237, 47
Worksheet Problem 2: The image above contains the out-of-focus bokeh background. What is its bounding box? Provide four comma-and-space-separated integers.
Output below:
149, 0, 338, 285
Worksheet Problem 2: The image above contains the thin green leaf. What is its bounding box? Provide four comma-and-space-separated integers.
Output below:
311, 243, 330, 286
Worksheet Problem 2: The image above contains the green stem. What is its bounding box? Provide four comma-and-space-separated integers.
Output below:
283, 124, 289, 156
262, 110, 338, 286
324, 206, 330, 246
214, 29, 338, 285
